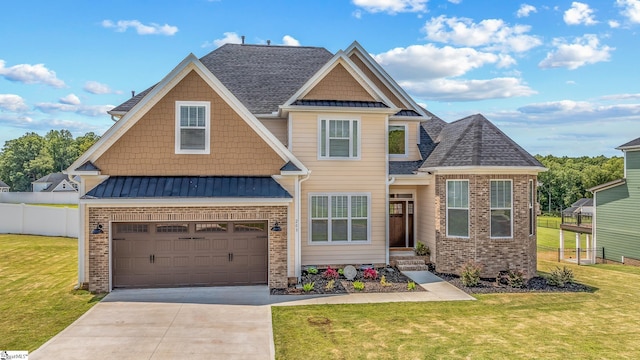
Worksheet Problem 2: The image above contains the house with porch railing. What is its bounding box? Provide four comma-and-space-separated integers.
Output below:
560, 198, 595, 264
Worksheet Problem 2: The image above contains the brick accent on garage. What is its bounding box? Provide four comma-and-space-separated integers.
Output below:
434, 174, 537, 278
87, 205, 288, 293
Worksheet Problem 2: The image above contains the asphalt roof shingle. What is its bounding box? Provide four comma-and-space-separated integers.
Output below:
617, 136, 640, 149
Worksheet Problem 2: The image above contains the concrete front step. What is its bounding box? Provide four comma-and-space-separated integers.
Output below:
395, 259, 427, 266
389, 255, 427, 261
397, 264, 429, 271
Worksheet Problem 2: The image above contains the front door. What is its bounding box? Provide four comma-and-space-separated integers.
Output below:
389, 201, 414, 248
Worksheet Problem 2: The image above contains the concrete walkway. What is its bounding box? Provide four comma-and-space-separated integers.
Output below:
30, 271, 472, 360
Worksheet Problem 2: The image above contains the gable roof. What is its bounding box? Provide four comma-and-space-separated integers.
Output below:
0, 180, 9, 188
32, 172, 78, 192
68, 53, 308, 175
84, 176, 291, 199
420, 114, 544, 170
616, 136, 640, 151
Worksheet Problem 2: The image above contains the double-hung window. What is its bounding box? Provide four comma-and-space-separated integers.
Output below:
310, 193, 370, 243
175, 101, 210, 154
446, 180, 469, 237
529, 179, 535, 236
388, 124, 407, 157
491, 180, 512, 238
319, 119, 359, 159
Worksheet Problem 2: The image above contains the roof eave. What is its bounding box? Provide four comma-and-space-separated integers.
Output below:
588, 178, 626, 193
280, 105, 400, 115
421, 166, 548, 175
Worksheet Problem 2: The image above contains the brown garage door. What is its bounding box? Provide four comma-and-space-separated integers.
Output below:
112, 221, 268, 288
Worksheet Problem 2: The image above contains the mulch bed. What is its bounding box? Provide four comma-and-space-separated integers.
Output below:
435, 272, 597, 294
270, 266, 424, 295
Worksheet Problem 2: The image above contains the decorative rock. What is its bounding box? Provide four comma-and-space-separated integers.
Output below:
343, 265, 357, 280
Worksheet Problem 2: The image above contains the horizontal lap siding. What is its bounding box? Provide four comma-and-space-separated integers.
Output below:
417, 185, 436, 262
596, 152, 640, 261
292, 112, 387, 265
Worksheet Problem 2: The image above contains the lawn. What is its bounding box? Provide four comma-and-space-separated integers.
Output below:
272, 260, 640, 359
0, 235, 100, 352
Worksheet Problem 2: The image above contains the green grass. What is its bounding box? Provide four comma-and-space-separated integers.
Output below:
0, 235, 101, 351
537, 227, 590, 249
272, 260, 640, 359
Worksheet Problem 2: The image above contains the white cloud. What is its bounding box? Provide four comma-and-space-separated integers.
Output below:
0, 94, 29, 112
617, 0, 640, 23
352, 9, 363, 18
423, 16, 542, 53
608, 20, 621, 28
101, 19, 178, 36
0, 113, 34, 127
563, 2, 598, 25
282, 35, 300, 46
538, 34, 613, 70
352, 0, 428, 14
448, 0, 461, 4
518, 100, 592, 113
0, 60, 65, 88
401, 77, 536, 101
203, 32, 243, 48
517, 4, 537, 18
566, 80, 576, 85
599, 93, 640, 101
59, 94, 81, 105
84, 81, 117, 94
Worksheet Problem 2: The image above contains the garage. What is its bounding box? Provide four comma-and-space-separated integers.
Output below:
112, 221, 268, 288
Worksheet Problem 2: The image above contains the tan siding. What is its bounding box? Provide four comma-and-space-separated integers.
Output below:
416, 185, 436, 261
349, 54, 404, 108
258, 117, 288, 146
291, 111, 387, 265
303, 63, 375, 102
95, 70, 284, 176
389, 121, 421, 161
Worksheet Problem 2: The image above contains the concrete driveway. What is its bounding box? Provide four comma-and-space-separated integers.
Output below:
31, 286, 276, 360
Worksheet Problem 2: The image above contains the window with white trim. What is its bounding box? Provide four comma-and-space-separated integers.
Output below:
529, 179, 535, 236
446, 180, 469, 237
175, 101, 210, 154
491, 180, 512, 238
319, 119, 359, 159
310, 193, 370, 243
389, 124, 407, 156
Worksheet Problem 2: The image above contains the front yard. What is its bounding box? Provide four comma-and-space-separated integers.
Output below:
272, 261, 640, 359
0, 235, 100, 352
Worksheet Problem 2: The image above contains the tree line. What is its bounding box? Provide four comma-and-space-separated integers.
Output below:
535, 154, 624, 214
0, 130, 100, 192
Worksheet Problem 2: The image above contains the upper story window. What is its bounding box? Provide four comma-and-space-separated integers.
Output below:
175, 101, 210, 154
319, 119, 359, 159
491, 180, 513, 238
446, 180, 469, 238
388, 124, 407, 157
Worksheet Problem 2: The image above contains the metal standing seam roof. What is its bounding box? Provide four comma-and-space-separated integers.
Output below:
83, 176, 292, 199
291, 100, 389, 108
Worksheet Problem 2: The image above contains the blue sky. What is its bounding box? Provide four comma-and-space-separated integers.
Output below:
1, 0, 639, 157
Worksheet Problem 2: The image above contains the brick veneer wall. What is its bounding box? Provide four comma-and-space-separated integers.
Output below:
87, 205, 288, 293
434, 174, 537, 278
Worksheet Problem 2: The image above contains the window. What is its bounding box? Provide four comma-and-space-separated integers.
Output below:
491, 180, 512, 238
529, 179, 535, 236
319, 119, 359, 159
446, 180, 469, 237
175, 101, 210, 154
388, 124, 407, 156
310, 194, 370, 243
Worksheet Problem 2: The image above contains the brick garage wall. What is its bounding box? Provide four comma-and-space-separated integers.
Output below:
434, 174, 537, 278
87, 205, 288, 293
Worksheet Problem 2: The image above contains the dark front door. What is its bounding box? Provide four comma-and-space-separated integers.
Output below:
389, 201, 414, 248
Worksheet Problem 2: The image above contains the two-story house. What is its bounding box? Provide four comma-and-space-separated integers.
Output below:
67, 41, 544, 293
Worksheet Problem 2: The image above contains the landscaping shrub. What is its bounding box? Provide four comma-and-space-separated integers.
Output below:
415, 242, 430, 256
547, 266, 575, 287
460, 261, 482, 287
507, 270, 525, 288
322, 266, 339, 279
363, 268, 378, 280
352, 280, 365, 291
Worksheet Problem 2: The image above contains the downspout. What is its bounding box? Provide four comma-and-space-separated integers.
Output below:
295, 171, 311, 279
66, 173, 85, 287
386, 176, 396, 265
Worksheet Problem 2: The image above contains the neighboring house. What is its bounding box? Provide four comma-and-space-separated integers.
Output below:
589, 137, 640, 265
0, 180, 9, 192
66, 41, 545, 293
32, 172, 78, 192
562, 198, 593, 216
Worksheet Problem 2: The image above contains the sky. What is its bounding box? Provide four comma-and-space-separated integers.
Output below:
1, 0, 639, 157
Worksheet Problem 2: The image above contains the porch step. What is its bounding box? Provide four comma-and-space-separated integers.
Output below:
394, 257, 429, 271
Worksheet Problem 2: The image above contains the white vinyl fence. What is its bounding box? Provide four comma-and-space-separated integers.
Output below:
0, 203, 78, 238
0, 191, 79, 204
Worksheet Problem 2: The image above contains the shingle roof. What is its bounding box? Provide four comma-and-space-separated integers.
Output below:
421, 114, 543, 169
616, 136, 640, 150
388, 117, 447, 175
291, 100, 388, 108
75, 161, 101, 172
394, 109, 421, 116
280, 162, 301, 172
83, 176, 292, 199
110, 86, 155, 113
0, 180, 9, 188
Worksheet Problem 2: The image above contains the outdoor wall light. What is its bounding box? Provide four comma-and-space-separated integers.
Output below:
92, 224, 104, 234
271, 221, 282, 232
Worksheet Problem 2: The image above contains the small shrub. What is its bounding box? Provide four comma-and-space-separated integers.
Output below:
460, 261, 482, 287
407, 281, 416, 291
363, 268, 378, 280
507, 270, 525, 288
352, 280, 365, 291
338, 268, 344, 276
306, 267, 318, 275
547, 266, 575, 287
415, 242, 430, 257
324, 279, 335, 290
302, 282, 315, 292
322, 266, 339, 279
380, 275, 391, 287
